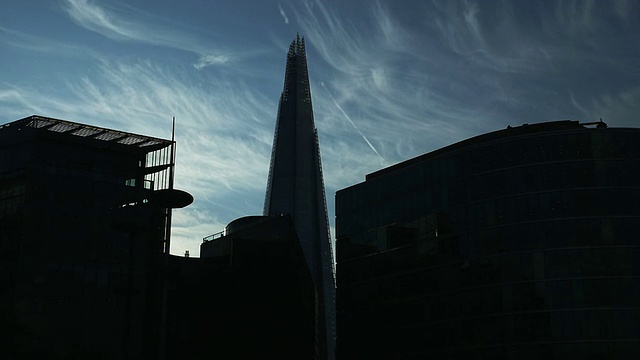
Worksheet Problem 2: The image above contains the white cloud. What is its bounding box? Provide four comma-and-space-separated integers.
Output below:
590, 87, 640, 127
63, 0, 231, 66
278, 4, 290, 24
1, 57, 277, 256
65, 0, 132, 39
462, 0, 484, 44
194, 55, 230, 70
0, 26, 93, 57
294, 0, 485, 169
5, 0, 637, 257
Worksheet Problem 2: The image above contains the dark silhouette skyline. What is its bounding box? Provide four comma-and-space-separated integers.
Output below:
5, 1, 639, 258
2, 15, 640, 355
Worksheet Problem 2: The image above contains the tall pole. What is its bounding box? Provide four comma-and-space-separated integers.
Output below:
166, 116, 176, 256
159, 116, 176, 360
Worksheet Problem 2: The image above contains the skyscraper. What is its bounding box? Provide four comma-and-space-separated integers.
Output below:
264, 35, 336, 359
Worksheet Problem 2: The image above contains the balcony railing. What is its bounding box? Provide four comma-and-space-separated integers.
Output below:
202, 230, 225, 243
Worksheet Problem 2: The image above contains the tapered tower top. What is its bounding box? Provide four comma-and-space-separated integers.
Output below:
289, 33, 305, 56
263, 35, 336, 360
264, 34, 317, 218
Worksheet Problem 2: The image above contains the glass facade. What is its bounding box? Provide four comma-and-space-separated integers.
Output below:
264, 35, 336, 359
0, 116, 174, 359
336, 121, 640, 359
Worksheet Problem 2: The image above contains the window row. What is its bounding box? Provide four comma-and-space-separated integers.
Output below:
337, 187, 640, 237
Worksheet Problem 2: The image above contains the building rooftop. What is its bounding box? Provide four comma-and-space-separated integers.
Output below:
366, 120, 610, 181
1, 115, 172, 152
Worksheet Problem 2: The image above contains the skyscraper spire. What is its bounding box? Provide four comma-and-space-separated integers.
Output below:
264, 36, 336, 360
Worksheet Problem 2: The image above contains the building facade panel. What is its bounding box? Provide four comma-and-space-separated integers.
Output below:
0, 115, 175, 359
336, 121, 640, 358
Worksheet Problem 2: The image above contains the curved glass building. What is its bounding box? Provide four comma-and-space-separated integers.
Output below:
336, 120, 640, 359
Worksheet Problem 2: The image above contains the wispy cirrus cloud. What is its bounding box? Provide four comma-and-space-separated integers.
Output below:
63, 0, 231, 69
194, 55, 230, 70
295, 0, 483, 169
278, 4, 290, 24
0, 26, 93, 57
4, 0, 638, 257
1, 56, 276, 256
291, 0, 639, 200
590, 87, 640, 128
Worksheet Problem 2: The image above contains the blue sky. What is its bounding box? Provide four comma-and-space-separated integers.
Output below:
2, 0, 639, 256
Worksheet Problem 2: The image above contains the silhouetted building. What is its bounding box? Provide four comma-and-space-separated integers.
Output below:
0, 115, 188, 359
336, 120, 640, 358
164, 35, 334, 360
166, 215, 316, 359
263, 34, 336, 359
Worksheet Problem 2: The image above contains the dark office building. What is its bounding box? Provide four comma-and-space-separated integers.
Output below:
263, 34, 336, 359
165, 215, 316, 359
0, 115, 184, 359
336, 120, 640, 359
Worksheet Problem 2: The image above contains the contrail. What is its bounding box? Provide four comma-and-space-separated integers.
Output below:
321, 82, 386, 165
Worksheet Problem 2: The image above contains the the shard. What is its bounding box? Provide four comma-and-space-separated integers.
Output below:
264, 35, 336, 359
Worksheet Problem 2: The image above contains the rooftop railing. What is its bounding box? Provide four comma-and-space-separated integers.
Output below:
202, 230, 225, 243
